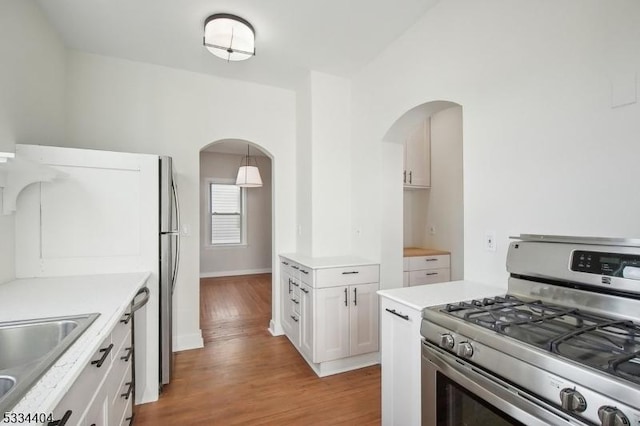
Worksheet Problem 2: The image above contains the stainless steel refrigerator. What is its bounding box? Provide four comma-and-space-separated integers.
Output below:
159, 156, 180, 388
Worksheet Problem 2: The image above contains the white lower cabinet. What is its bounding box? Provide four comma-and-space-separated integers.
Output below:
280, 255, 380, 376
49, 308, 134, 426
404, 254, 451, 286
380, 297, 422, 426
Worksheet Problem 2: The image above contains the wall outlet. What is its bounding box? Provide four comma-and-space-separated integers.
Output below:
429, 225, 436, 235
484, 230, 497, 252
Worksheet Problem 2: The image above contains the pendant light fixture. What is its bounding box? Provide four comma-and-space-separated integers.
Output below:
203, 14, 256, 62
236, 145, 262, 188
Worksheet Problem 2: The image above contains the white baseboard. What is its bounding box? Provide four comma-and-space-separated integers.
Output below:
174, 331, 204, 352
269, 319, 284, 336
199, 268, 272, 278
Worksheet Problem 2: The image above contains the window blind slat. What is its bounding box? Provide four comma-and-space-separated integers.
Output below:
210, 183, 242, 244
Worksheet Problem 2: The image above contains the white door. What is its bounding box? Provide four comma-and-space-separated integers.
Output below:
315, 286, 350, 362
381, 299, 422, 426
404, 118, 430, 187
280, 269, 296, 340
299, 283, 314, 361
349, 282, 379, 356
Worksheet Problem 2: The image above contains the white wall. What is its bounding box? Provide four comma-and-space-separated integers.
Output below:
0, 0, 66, 285
424, 106, 464, 280
199, 151, 272, 277
63, 51, 296, 347
352, 0, 640, 290
296, 71, 353, 257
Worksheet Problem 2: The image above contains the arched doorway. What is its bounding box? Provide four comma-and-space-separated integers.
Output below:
383, 100, 464, 282
198, 139, 274, 343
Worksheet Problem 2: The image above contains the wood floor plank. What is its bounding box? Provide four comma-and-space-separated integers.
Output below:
135, 273, 382, 425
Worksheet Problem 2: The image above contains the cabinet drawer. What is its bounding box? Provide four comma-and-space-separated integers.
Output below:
381, 298, 422, 328
408, 255, 450, 271
409, 268, 450, 286
315, 265, 379, 288
112, 311, 132, 357
110, 363, 133, 426
280, 257, 298, 277
50, 335, 112, 425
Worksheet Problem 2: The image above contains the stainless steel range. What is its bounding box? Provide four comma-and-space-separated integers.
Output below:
421, 235, 640, 426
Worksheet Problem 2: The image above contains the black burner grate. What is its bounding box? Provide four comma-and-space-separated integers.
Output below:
442, 295, 640, 385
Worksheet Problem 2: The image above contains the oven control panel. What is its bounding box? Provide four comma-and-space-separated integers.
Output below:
571, 250, 640, 277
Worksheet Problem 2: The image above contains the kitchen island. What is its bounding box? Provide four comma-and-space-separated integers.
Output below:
0, 272, 149, 423
378, 280, 505, 426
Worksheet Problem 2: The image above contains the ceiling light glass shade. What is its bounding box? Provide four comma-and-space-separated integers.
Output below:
236, 165, 262, 187
204, 14, 255, 61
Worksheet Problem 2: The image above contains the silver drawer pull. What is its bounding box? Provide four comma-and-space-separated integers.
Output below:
385, 308, 409, 321
425, 258, 438, 262
342, 271, 359, 275
426, 272, 438, 276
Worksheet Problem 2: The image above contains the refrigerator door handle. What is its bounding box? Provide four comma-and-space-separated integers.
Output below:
171, 179, 180, 293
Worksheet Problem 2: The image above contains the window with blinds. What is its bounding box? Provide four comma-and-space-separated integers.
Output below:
210, 183, 244, 245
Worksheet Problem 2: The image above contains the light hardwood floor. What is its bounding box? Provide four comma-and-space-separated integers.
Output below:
135, 274, 381, 425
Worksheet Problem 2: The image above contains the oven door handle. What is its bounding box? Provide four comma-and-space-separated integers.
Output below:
422, 341, 589, 426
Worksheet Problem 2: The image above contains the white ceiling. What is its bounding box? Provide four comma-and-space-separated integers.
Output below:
36, 0, 440, 90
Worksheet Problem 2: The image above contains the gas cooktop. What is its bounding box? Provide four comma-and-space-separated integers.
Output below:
441, 295, 640, 386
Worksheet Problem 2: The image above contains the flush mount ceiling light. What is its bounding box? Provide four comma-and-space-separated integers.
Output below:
203, 13, 255, 62
236, 145, 262, 188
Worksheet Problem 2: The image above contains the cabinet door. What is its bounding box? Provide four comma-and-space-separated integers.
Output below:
299, 283, 314, 361
349, 283, 379, 356
404, 118, 431, 187
280, 268, 295, 339
381, 298, 422, 426
315, 286, 350, 362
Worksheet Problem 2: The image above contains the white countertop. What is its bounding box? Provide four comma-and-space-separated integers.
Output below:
0, 272, 150, 417
377, 280, 506, 311
279, 253, 378, 269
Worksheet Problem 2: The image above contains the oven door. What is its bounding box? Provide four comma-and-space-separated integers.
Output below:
421, 340, 589, 426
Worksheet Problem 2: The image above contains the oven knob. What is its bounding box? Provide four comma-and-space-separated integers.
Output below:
439, 334, 455, 349
456, 342, 473, 358
598, 406, 630, 426
559, 388, 587, 413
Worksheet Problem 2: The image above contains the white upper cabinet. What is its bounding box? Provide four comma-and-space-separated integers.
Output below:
403, 118, 431, 188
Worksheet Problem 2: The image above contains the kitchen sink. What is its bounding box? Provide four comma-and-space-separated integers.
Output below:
0, 376, 15, 398
0, 313, 100, 413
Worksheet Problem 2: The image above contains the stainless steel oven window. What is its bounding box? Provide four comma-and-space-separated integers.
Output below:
421, 341, 589, 426
436, 372, 524, 426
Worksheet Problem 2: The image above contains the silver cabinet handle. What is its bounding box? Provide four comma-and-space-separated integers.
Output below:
409, 171, 412, 184
426, 272, 438, 276
300, 287, 309, 294
131, 286, 150, 313
425, 258, 438, 262
342, 271, 359, 275
344, 288, 348, 306
385, 308, 409, 320
353, 287, 358, 306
